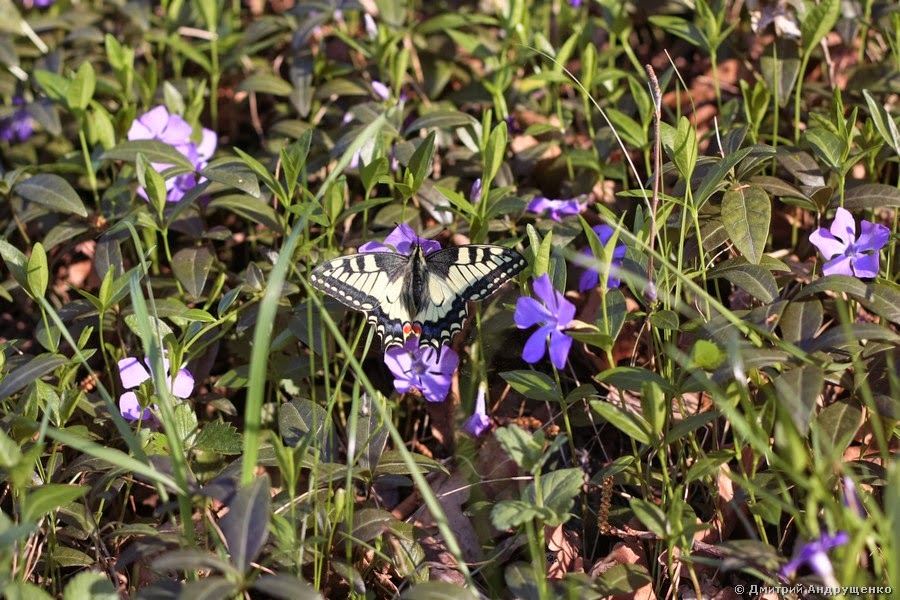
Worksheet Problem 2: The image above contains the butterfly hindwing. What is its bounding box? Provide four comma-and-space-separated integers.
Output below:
415, 246, 525, 350
311, 243, 525, 350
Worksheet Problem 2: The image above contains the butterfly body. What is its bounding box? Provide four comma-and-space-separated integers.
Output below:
311, 242, 525, 350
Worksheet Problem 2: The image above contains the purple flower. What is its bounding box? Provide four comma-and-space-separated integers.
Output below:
384, 338, 459, 402
127, 106, 217, 202
0, 98, 36, 143
809, 207, 889, 278
118, 356, 194, 422
371, 80, 390, 101
470, 178, 483, 204
515, 273, 576, 370
570, 0, 583, 7
526, 196, 585, 222
358, 223, 441, 255
364, 13, 377, 39
780, 531, 849, 587
462, 385, 491, 437
579, 224, 626, 292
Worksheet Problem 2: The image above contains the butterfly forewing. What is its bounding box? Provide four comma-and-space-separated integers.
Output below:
310, 243, 525, 350
415, 246, 525, 350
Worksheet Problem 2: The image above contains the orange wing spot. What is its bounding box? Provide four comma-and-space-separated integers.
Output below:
403, 322, 414, 336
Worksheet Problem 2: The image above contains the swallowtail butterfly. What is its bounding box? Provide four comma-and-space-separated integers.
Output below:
310, 234, 525, 351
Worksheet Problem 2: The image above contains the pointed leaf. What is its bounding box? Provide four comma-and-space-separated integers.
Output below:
0, 355, 68, 401
721, 184, 770, 264
219, 475, 271, 572
102, 139, 194, 170
172, 246, 215, 299
774, 365, 824, 436
14, 174, 88, 218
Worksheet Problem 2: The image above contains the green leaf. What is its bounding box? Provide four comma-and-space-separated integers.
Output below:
14, 174, 88, 217
102, 139, 194, 170
863, 89, 900, 154
0, 354, 68, 401
250, 575, 323, 600
648, 15, 706, 48
404, 110, 479, 135
589, 400, 651, 445
26, 242, 48, 299
67, 62, 96, 112
694, 146, 757, 209
721, 184, 771, 264
201, 161, 261, 197
800, 0, 840, 52
24, 484, 89, 524
372, 450, 447, 476
237, 72, 294, 96
398, 581, 478, 600
814, 399, 862, 455
352, 508, 399, 543
795, 277, 900, 325
594, 366, 675, 395
522, 468, 584, 526
490, 499, 547, 530
482, 121, 507, 183
207, 194, 282, 233
780, 299, 823, 343
706, 261, 778, 302
691, 339, 725, 370
494, 424, 544, 472
193, 422, 243, 455
172, 246, 215, 299
278, 398, 330, 452
500, 370, 560, 402
219, 475, 271, 572
4, 582, 54, 600
803, 127, 845, 172
760, 39, 801, 108
406, 130, 436, 193
774, 365, 824, 436
629, 498, 669, 538
838, 183, 900, 210
356, 400, 390, 473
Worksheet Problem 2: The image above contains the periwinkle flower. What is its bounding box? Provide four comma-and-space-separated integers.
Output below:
579, 224, 626, 292
809, 207, 889, 278
0, 98, 36, 143
515, 273, 576, 369
470, 178, 483, 204
127, 106, 217, 202
780, 531, 849, 587
384, 338, 459, 402
526, 196, 585, 222
118, 356, 194, 422
371, 80, 390, 101
359, 223, 441, 255
462, 385, 491, 437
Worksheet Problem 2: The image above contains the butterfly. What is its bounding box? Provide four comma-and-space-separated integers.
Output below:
310, 230, 525, 351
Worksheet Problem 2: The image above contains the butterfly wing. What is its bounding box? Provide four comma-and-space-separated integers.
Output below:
415, 245, 526, 350
310, 252, 414, 348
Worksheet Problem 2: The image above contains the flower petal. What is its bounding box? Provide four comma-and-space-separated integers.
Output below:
547, 330, 573, 370
828, 207, 856, 245
555, 295, 576, 327
171, 368, 195, 398
531, 274, 558, 312
856, 220, 890, 252
578, 266, 598, 293
119, 391, 151, 421
809, 228, 846, 259
118, 357, 150, 389
196, 128, 218, 164
514, 296, 553, 328
522, 326, 553, 363
850, 252, 880, 278
821, 254, 854, 277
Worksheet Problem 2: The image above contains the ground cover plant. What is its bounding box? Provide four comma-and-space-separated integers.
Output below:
1, 0, 898, 597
